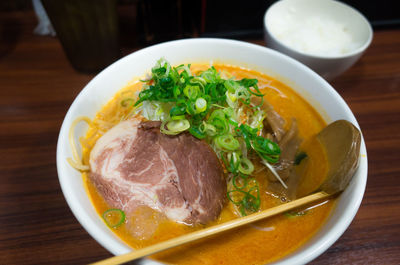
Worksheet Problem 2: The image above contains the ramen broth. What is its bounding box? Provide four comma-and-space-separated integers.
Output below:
81, 64, 334, 264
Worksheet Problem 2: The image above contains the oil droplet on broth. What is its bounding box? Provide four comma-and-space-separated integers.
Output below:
127, 205, 167, 241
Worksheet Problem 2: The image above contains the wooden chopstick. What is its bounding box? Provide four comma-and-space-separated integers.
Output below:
91, 191, 332, 265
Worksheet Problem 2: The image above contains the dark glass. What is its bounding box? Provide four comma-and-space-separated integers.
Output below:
42, 0, 120, 73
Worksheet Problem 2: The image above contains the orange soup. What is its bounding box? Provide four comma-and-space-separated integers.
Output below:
80, 63, 334, 264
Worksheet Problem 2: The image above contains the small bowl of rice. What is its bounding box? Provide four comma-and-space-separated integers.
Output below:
264, 0, 373, 80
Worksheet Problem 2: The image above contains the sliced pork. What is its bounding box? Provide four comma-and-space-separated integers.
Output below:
269, 118, 302, 181
89, 118, 226, 225
251, 97, 302, 186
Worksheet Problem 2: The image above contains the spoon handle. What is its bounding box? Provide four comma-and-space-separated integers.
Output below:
91, 191, 332, 265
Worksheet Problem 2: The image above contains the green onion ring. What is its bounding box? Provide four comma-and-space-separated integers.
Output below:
189, 126, 206, 139
232, 173, 248, 190
227, 190, 248, 205
238, 157, 254, 175
167, 119, 190, 132
102, 209, 125, 228
160, 119, 190, 135
195, 97, 207, 113
215, 134, 240, 151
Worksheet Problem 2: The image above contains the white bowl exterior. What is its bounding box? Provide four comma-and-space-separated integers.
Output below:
56, 38, 368, 265
264, 0, 373, 80
264, 30, 365, 80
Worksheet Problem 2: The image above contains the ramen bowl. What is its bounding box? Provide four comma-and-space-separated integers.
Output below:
56, 38, 368, 264
264, 0, 373, 80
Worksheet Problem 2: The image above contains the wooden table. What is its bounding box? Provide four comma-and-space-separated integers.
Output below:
1, 11, 399, 265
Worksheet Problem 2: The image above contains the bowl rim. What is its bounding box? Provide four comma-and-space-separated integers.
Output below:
264, 0, 373, 60
56, 38, 368, 265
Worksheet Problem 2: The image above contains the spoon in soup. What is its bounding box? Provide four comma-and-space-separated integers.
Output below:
91, 119, 361, 265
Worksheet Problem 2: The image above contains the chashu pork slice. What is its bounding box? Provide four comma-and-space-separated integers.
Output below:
89, 118, 226, 225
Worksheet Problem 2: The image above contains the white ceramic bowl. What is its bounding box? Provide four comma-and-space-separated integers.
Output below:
264, 0, 373, 80
56, 38, 368, 265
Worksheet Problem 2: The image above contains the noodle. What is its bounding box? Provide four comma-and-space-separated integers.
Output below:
68, 116, 92, 171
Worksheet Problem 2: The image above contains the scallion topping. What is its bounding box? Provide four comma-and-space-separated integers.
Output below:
238, 157, 254, 175
131, 59, 284, 216
284, 210, 307, 218
195, 97, 207, 113
215, 134, 240, 151
102, 209, 126, 228
161, 119, 190, 135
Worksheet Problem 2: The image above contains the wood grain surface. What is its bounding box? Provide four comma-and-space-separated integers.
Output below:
1, 11, 399, 265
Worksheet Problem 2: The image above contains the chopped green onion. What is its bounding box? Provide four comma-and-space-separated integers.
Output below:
171, 115, 186, 120
200, 122, 217, 136
208, 109, 225, 120
195, 97, 207, 113
284, 210, 307, 218
167, 119, 190, 132
189, 125, 206, 139
227, 183, 261, 216
185, 101, 197, 116
226, 91, 238, 108
251, 136, 281, 163
170, 105, 186, 117
173, 85, 181, 98
215, 134, 240, 151
211, 117, 229, 135
227, 189, 247, 205
161, 119, 190, 135
183, 85, 200, 100
232, 173, 247, 189
102, 209, 125, 228
224, 80, 238, 93
238, 157, 254, 175
208, 109, 229, 135
239, 78, 264, 97
227, 152, 240, 173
